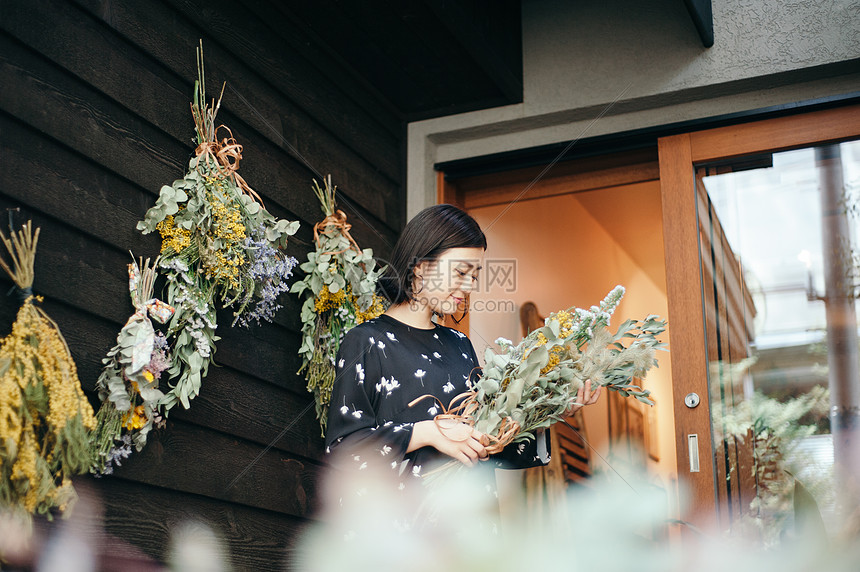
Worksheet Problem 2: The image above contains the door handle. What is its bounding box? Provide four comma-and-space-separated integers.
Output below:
688, 434, 700, 472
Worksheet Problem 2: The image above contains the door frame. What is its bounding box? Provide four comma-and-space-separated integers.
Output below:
658, 104, 860, 526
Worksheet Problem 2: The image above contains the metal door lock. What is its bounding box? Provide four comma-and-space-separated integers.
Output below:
684, 392, 700, 408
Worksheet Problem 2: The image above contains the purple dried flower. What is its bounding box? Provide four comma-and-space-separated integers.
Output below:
147, 332, 171, 378
99, 434, 133, 476
235, 231, 298, 327
153, 331, 169, 352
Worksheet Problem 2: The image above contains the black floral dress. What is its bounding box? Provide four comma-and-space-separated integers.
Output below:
325, 314, 548, 488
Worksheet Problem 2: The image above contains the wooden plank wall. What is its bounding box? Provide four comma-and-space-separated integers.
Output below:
0, 0, 404, 568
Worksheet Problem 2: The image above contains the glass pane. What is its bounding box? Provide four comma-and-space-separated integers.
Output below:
697, 140, 860, 543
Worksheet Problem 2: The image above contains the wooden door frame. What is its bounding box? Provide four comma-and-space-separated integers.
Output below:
659, 103, 860, 527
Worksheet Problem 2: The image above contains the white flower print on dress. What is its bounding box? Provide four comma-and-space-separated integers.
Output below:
376, 376, 400, 396
323, 319, 546, 490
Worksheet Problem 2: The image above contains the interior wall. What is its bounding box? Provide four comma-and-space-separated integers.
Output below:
468, 180, 676, 487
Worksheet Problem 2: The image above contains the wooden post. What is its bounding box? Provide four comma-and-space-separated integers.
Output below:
816, 144, 860, 519
659, 133, 717, 530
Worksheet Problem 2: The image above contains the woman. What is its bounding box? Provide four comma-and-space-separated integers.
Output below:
324, 204, 599, 486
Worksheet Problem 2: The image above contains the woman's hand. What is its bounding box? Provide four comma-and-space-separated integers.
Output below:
409, 419, 489, 466
567, 380, 602, 416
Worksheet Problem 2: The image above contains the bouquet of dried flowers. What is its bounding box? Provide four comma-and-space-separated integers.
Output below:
419, 286, 666, 478
89, 257, 174, 475
0, 222, 96, 518
291, 176, 385, 434
137, 45, 300, 412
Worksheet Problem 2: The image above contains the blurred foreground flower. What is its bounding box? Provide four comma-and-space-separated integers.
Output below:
296, 456, 860, 572
168, 520, 232, 572
1, 480, 231, 570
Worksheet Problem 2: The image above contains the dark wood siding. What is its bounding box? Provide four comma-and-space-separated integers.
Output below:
0, 0, 404, 568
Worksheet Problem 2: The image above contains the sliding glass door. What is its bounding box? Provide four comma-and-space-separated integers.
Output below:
660, 105, 860, 537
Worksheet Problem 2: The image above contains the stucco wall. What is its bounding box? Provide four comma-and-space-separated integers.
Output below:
525, 0, 859, 114
408, 0, 860, 215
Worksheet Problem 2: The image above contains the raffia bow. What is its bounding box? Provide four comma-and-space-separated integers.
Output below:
194, 125, 266, 208
409, 391, 521, 454
313, 209, 362, 256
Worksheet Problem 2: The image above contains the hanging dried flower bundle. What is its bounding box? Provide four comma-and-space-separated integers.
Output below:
0, 221, 96, 518
89, 257, 174, 476
137, 43, 300, 412
291, 176, 385, 434
418, 286, 666, 480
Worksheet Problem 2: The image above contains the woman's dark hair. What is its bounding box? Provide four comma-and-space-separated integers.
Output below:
378, 204, 487, 305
